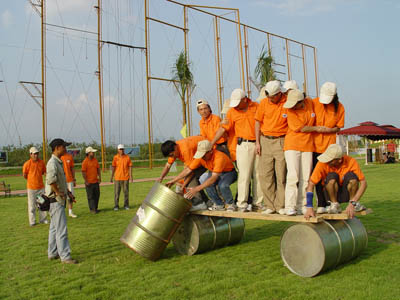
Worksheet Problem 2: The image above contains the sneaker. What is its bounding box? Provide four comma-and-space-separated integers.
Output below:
354, 202, 366, 212
261, 208, 275, 215
285, 208, 297, 216
48, 255, 60, 260
113, 207, 119, 211
189, 202, 207, 212
316, 207, 327, 214
69, 213, 77, 218
327, 202, 342, 214
40, 220, 49, 224
124, 206, 130, 210
61, 259, 78, 264
226, 204, 236, 212
208, 204, 225, 211
206, 199, 213, 208
278, 208, 286, 215
90, 210, 98, 214
30, 223, 36, 227
252, 205, 264, 212
238, 206, 250, 213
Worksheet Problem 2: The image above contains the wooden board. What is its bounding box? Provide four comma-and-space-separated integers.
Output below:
191, 208, 373, 224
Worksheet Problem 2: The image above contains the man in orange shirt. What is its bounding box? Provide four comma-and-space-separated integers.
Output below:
255, 80, 288, 215
167, 140, 237, 211
110, 144, 133, 210
159, 136, 207, 208
61, 151, 77, 218
211, 88, 263, 212
23, 147, 48, 226
304, 144, 367, 219
82, 147, 101, 214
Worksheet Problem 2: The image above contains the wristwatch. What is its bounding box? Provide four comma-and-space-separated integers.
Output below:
350, 200, 357, 207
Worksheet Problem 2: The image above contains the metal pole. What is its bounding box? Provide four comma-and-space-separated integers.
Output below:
144, 0, 153, 168
301, 44, 307, 95
235, 10, 246, 90
214, 16, 223, 113
183, 6, 191, 136
243, 25, 251, 98
313, 47, 319, 97
96, 0, 106, 172
267, 33, 271, 56
285, 39, 291, 80
41, 0, 47, 162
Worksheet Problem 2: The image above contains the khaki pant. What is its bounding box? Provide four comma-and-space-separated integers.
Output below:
114, 180, 129, 208
284, 150, 313, 210
236, 141, 263, 208
258, 136, 286, 211
27, 188, 47, 225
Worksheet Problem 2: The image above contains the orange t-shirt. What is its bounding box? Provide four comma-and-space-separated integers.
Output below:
313, 98, 345, 153
167, 136, 205, 166
200, 114, 226, 144
255, 95, 288, 136
284, 98, 316, 152
61, 153, 75, 183
82, 157, 100, 184
23, 159, 46, 190
222, 100, 258, 140
112, 154, 132, 181
226, 126, 237, 162
310, 155, 365, 185
189, 150, 234, 173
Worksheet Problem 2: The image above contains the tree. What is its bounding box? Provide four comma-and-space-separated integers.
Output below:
252, 45, 276, 90
171, 51, 195, 128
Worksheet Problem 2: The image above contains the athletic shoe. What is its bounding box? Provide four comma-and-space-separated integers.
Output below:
238, 206, 250, 213
48, 255, 60, 260
252, 205, 265, 212
354, 202, 366, 212
285, 208, 297, 216
316, 207, 327, 214
61, 259, 78, 264
124, 206, 130, 210
208, 204, 225, 211
226, 204, 237, 212
189, 202, 207, 212
327, 202, 342, 214
113, 207, 119, 211
261, 208, 275, 215
40, 220, 49, 224
278, 208, 286, 215
69, 213, 77, 218
30, 223, 36, 227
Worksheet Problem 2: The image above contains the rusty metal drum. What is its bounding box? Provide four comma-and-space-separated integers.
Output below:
172, 215, 245, 255
280, 218, 368, 277
120, 182, 192, 261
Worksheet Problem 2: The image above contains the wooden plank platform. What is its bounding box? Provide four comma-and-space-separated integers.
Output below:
191, 208, 372, 224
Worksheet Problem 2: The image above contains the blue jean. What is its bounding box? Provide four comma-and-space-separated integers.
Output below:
200, 170, 237, 205
48, 202, 71, 261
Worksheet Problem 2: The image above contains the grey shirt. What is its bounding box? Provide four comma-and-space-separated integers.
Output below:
45, 154, 68, 206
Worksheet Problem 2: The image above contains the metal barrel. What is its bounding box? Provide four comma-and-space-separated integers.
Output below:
280, 218, 368, 277
120, 182, 192, 261
172, 215, 245, 256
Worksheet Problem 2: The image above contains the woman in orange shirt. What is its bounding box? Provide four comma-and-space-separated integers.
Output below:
312, 82, 345, 213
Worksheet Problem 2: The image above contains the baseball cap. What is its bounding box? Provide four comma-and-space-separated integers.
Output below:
319, 82, 337, 104
117, 144, 124, 150
317, 144, 344, 163
256, 86, 267, 102
196, 99, 209, 108
29, 147, 39, 154
221, 99, 231, 114
85, 146, 98, 154
283, 80, 299, 92
283, 89, 304, 108
229, 88, 246, 107
265, 80, 281, 97
49, 138, 71, 149
193, 140, 212, 159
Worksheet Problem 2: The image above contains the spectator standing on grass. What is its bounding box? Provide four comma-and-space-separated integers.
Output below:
46, 138, 77, 264
110, 144, 133, 210
82, 147, 101, 214
23, 147, 48, 227
61, 151, 77, 218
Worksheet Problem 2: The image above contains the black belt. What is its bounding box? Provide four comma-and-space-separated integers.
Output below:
262, 134, 285, 140
237, 137, 256, 145
216, 141, 227, 146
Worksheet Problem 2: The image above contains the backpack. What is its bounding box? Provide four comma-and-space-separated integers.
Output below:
36, 194, 57, 211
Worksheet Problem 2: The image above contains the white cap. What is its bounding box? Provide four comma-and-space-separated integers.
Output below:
283, 89, 304, 108
229, 88, 246, 107
256, 86, 267, 102
117, 144, 124, 150
193, 140, 212, 159
221, 99, 231, 114
283, 80, 299, 92
318, 144, 344, 163
265, 80, 281, 97
85, 146, 97, 154
29, 147, 39, 154
196, 99, 209, 108
319, 82, 337, 104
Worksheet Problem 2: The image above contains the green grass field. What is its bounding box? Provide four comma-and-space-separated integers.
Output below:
1, 164, 399, 300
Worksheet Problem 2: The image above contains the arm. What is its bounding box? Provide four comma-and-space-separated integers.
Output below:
184, 172, 220, 199
82, 171, 88, 186
71, 166, 76, 187
210, 127, 226, 147
157, 163, 171, 182
165, 167, 193, 187
301, 126, 340, 133
50, 182, 65, 199
129, 166, 133, 183
345, 180, 367, 218
110, 166, 115, 182
97, 167, 101, 184
23, 173, 28, 180
255, 120, 261, 156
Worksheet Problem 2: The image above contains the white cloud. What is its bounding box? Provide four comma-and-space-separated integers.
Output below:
56, 93, 89, 110
1, 10, 13, 28
46, 0, 92, 18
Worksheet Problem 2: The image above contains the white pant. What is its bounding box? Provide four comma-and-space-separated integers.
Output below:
236, 141, 263, 208
284, 150, 313, 210
67, 182, 74, 195
27, 188, 47, 225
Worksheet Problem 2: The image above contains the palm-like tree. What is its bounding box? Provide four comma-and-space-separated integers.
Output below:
253, 45, 276, 90
171, 51, 195, 128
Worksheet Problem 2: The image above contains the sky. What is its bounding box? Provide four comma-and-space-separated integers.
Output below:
0, 0, 399, 147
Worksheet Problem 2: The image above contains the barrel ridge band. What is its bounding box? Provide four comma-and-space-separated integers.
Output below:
342, 220, 356, 257
132, 218, 169, 244
209, 217, 217, 249
143, 199, 181, 223
323, 220, 342, 267
227, 218, 232, 243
